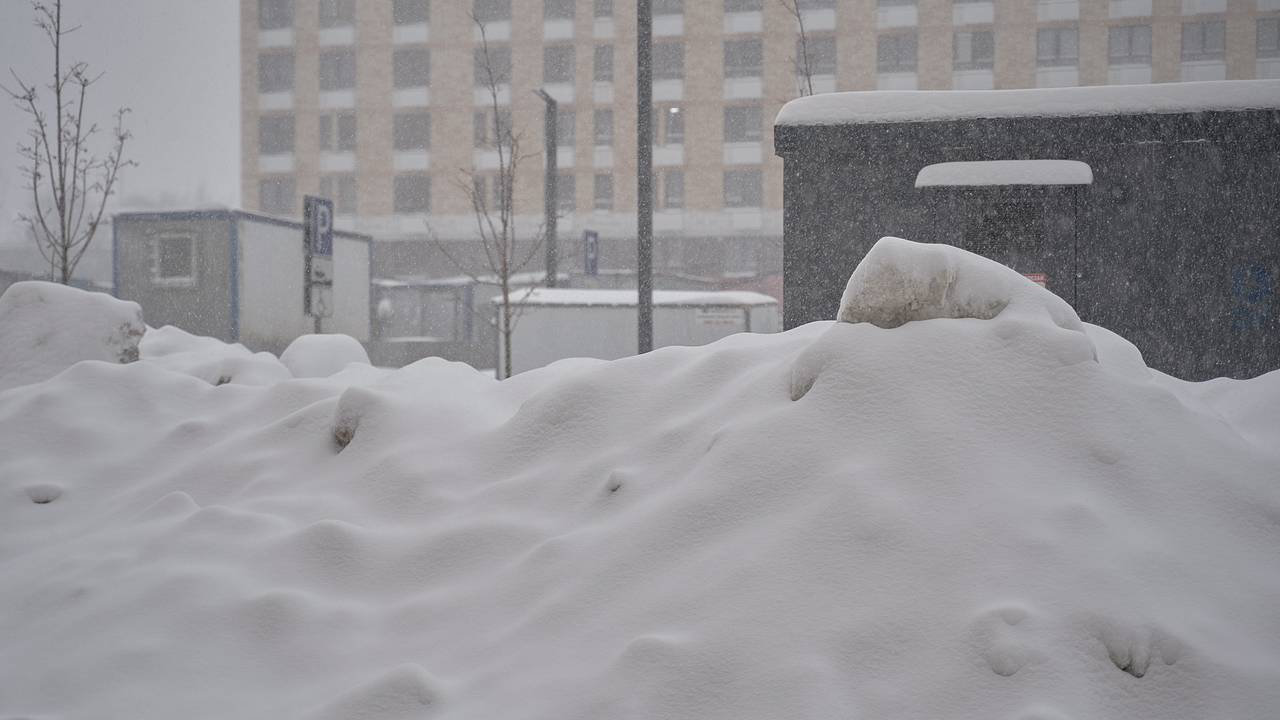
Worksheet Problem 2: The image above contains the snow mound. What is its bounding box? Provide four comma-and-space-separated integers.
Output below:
0, 281, 144, 393
839, 237, 1085, 333
140, 325, 292, 386
281, 333, 371, 378
1, 265, 1279, 719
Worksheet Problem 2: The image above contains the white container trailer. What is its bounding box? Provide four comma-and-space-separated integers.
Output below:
493, 288, 780, 377
113, 209, 371, 355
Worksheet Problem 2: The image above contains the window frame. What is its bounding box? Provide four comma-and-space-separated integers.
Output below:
150, 233, 197, 287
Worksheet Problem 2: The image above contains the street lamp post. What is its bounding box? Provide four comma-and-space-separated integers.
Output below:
534, 88, 558, 288
636, 0, 653, 353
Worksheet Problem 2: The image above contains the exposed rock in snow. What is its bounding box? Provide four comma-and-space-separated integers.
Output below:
281, 333, 372, 379
0, 281, 144, 393
838, 237, 1085, 333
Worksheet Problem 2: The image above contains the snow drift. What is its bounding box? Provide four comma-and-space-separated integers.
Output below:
0, 281, 144, 393
2, 243, 1279, 720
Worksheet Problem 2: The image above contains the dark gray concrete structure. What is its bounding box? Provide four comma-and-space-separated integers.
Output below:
775, 81, 1280, 381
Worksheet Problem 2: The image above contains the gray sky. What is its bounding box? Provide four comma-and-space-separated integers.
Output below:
0, 1, 239, 246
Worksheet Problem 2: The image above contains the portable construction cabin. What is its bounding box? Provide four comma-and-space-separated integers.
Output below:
774, 80, 1280, 380
113, 210, 372, 354
493, 288, 781, 377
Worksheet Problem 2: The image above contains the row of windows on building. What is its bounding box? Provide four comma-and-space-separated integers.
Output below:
258, 167, 764, 217
260, 0, 854, 31
259, 103, 766, 156
263, 0, 1264, 32
260, 18, 1280, 95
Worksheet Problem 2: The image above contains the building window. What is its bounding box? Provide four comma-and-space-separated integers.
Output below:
954, 30, 994, 70
319, 48, 357, 89
725, 0, 763, 11
393, 0, 429, 24
473, 0, 510, 23
1261, 19, 1280, 58
1109, 24, 1152, 64
595, 0, 613, 17
319, 175, 357, 215
877, 32, 917, 72
394, 48, 430, 87
259, 176, 296, 215
545, 0, 575, 20
258, 52, 294, 92
653, 42, 684, 80
801, 36, 838, 75
151, 234, 196, 285
259, 115, 295, 154
393, 112, 431, 150
394, 175, 430, 213
724, 105, 762, 143
544, 45, 576, 84
475, 46, 512, 86
724, 38, 763, 77
723, 169, 762, 207
556, 109, 576, 146
593, 174, 613, 210
654, 106, 684, 144
1037, 27, 1079, 66
661, 169, 685, 209
319, 112, 357, 151
259, 0, 294, 30
474, 108, 512, 148
593, 108, 613, 146
1182, 20, 1225, 61
557, 173, 576, 214
653, 0, 683, 14
318, 0, 354, 28
594, 45, 614, 82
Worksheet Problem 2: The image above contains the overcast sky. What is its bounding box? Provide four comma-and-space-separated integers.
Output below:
0, 1, 239, 245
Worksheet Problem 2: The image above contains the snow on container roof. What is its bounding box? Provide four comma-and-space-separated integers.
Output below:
774, 79, 1280, 127
915, 160, 1093, 188
491, 288, 779, 307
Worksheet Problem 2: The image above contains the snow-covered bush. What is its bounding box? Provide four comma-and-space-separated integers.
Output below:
280, 333, 371, 378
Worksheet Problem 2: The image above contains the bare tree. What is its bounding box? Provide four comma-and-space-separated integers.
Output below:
3, 0, 134, 284
429, 15, 545, 379
778, 0, 815, 97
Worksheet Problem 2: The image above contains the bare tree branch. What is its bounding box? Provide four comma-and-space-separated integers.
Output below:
3, 0, 133, 283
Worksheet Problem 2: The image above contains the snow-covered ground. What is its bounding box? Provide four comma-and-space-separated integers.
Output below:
2, 239, 1279, 720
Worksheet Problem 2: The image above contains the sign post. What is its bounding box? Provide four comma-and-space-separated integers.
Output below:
304, 196, 335, 333
584, 229, 599, 277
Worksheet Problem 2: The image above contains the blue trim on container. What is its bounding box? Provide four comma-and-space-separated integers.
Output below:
112, 209, 372, 242
367, 237, 376, 341
229, 216, 240, 342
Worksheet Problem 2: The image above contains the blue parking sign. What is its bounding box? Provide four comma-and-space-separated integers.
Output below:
305, 196, 334, 257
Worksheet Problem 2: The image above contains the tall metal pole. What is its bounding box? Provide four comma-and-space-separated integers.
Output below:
535, 89, 559, 288
636, 0, 654, 353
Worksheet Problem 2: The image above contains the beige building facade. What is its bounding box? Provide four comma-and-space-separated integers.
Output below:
241, 0, 1279, 277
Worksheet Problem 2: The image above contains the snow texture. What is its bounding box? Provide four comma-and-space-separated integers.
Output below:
0, 281, 144, 393
775, 79, 1280, 126
280, 333, 372, 378
1, 252, 1279, 720
915, 160, 1094, 188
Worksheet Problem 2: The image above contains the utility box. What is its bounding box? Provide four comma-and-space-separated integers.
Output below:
774, 80, 1280, 380
493, 288, 780, 378
112, 209, 372, 354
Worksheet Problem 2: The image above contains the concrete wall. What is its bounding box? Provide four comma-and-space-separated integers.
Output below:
775, 108, 1280, 380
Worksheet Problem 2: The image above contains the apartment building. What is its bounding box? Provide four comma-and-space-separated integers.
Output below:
241, 0, 1279, 279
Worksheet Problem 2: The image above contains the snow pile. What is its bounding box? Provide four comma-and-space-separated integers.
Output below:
280, 333, 371, 378
1, 247, 1279, 719
0, 281, 144, 393
837, 236, 1086, 332
140, 325, 292, 386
